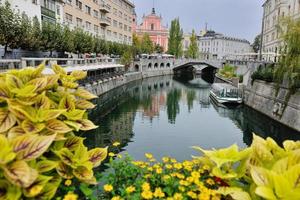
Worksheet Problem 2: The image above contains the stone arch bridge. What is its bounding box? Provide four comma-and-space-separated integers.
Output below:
132, 59, 224, 74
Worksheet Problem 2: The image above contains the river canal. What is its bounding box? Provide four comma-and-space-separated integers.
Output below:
84, 74, 300, 161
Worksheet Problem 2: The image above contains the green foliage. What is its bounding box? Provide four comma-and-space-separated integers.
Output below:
187, 30, 199, 59
0, 64, 107, 199
140, 33, 154, 54
120, 50, 133, 71
100, 135, 300, 200
252, 34, 261, 53
274, 17, 300, 91
218, 64, 237, 79
154, 44, 164, 54
0, 1, 23, 57
251, 65, 274, 84
168, 18, 183, 58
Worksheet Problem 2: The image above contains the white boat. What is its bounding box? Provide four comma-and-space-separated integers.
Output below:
210, 83, 243, 105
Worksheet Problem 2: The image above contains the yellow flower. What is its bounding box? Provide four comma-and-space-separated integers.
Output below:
173, 193, 183, 200
187, 191, 197, 199
111, 196, 122, 200
142, 182, 151, 191
170, 158, 177, 163
176, 173, 185, 179
162, 157, 170, 163
198, 192, 210, 200
163, 175, 171, 181
153, 187, 165, 198
186, 176, 195, 183
29, 185, 43, 196
174, 163, 182, 169
206, 178, 215, 185
165, 164, 173, 169
149, 158, 156, 162
112, 142, 121, 146
109, 152, 115, 157
126, 186, 136, 193
179, 180, 189, 186
141, 190, 153, 199
191, 171, 200, 179
64, 179, 72, 186
104, 184, 113, 192
179, 186, 185, 192
63, 193, 78, 200
147, 167, 153, 171
156, 167, 162, 174
145, 153, 153, 159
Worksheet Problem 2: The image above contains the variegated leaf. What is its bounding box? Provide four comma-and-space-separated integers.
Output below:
70, 70, 87, 80
77, 119, 98, 131
3, 160, 38, 188
76, 100, 96, 110
0, 110, 17, 133
56, 162, 74, 179
12, 134, 56, 161
74, 88, 97, 100
46, 119, 72, 134
36, 160, 58, 173
88, 147, 108, 167
21, 120, 45, 134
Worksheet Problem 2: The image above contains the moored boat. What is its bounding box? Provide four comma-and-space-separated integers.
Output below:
210, 83, 243, 105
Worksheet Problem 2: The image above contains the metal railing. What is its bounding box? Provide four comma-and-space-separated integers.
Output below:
0, 57, 121, 73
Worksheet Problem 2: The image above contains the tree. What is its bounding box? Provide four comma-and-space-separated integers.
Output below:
154, 44, 164, 53
0, 1, 22, 58
121, 49, 133, 71
56, 26, 75, 53
132, 33, 141, 56
30, 16, 42, 50
187, 30, 199, 59
252, 34, 261, 53
168, 18, 183, 58
18, 13, 32, 50
40, 22, 61, 56
73, 28, 94, 56
141, 33, 154, 54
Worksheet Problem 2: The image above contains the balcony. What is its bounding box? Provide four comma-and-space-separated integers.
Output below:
99, 17, 110, 27
99, 3, 110, 13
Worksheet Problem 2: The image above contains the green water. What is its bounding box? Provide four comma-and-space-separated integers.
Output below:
84, 74, 300, 161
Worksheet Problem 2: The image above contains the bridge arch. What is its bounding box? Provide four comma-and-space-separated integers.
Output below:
134, 64, 139, 72
154, 63, 158, 68
160, 63, 165, 68
166, 63, 171, 68
148, 63, 152, 69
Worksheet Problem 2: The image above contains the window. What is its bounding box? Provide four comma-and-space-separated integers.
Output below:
65, 13, 73, 24
119, 22, 123, 29
113, 20, 117, 27
94, 25, 99, 34
119, 11, 122, 18
129, 27, 132, 32
56, 5, 60, 16
93, 10, 98, 18
86, 21, 91, 30
76, 0, 82, 10
32, 0, 38, 4
66, 0, 72, 5
124, 24, 127, 31
93, 0, 98, 3
85, 5, 91, 15
151, 24, 154, 30
76, 17, 83, 27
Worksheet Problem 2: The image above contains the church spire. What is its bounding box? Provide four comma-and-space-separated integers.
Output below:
152, 0, 156, 14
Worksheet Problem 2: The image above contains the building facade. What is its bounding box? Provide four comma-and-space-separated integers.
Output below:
135, 8, 169, 52
197, 30, 253, 60
63, 0, 135, 44
261, 0, 300, 61
0, 0, 63, 23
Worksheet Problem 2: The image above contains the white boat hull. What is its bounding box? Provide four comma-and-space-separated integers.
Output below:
210, 91, 243, 104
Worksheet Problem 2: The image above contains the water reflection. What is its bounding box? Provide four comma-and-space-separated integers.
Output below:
84, 75, 300, 160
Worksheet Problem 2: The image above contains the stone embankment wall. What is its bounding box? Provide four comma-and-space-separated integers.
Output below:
244, 80, 300, 131
85, 69, 173, 96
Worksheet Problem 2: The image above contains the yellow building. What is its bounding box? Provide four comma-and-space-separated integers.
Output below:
63, 0, 135, 44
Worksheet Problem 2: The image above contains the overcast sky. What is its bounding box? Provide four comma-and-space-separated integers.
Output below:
131, 0, 263, 43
